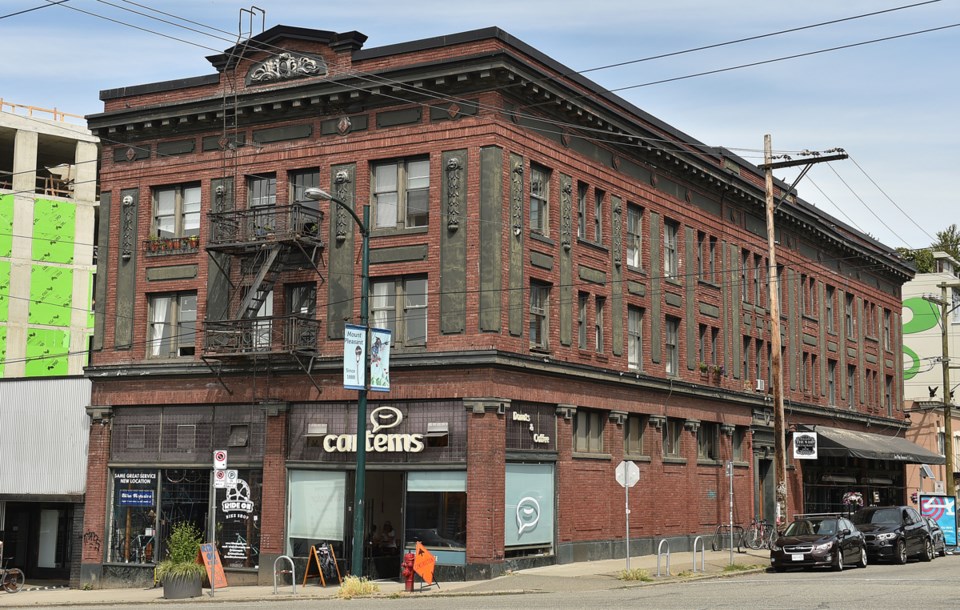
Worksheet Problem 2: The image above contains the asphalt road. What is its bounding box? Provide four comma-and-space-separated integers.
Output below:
25, 555, 960, 610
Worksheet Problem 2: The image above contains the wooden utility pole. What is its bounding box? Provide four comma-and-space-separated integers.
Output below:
759, 135, 848, 524
938, 282, 957, 499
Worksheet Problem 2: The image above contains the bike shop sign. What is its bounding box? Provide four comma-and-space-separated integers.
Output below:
221, 478, 255, 517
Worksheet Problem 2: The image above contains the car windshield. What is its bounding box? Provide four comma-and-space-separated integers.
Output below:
851, 508, 899, 525
784, 518, 837, 537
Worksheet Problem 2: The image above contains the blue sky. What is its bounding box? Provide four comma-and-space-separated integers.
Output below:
4, 0, 957, 252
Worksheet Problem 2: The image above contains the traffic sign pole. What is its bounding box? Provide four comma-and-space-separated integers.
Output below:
615, 461, 640, 572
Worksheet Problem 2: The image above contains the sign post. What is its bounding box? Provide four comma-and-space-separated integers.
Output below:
210, 450, 227, 597
615, 460, 640, 570
726, 461, 734, 564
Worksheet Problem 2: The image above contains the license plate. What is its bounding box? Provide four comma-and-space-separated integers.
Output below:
791, 554, 804, 561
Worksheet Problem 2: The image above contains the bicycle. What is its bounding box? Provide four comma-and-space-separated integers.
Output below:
711, 523, 744, 552
743, 517, 776, 550
0, 541, 25, 594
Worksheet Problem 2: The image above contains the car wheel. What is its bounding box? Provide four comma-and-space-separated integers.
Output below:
832, 548, 844, 572
895, 540, 908, 565
921, 538, 934, 562
939, 544, 947, 558
856, 546, 868, 569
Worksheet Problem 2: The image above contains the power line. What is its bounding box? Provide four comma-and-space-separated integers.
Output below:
0, 0, 68, 20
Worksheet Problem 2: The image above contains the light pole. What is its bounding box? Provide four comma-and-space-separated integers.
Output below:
305, 186, 370, 577
923, 282, 960, 501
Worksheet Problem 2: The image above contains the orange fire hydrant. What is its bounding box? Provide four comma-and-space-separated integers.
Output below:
400, 551, 416, 592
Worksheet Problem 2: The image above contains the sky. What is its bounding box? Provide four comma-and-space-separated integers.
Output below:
3, 0, 957, 252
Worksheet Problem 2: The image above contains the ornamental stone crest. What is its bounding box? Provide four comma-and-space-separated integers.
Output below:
612, 198, 622, 266
247, 52, 327, 85
445, 156, 463, 231
511, 159, 524, 239
560, 176, 572, 251
333, 169, 353, 242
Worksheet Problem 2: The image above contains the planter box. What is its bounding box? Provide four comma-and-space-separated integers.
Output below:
162, 574, 202, 599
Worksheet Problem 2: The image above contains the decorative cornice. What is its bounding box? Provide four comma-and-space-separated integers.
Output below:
247, 52, 327, 85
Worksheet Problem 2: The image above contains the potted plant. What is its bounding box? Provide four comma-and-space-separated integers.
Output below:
698, 361, 709, 377
156, 522, 205, 599
711, 364, 725, 382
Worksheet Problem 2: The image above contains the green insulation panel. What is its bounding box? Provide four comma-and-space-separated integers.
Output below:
0, 327, 6, 376
0, 194, 12, 257
32, 198, 76, 264
29, 265, 73, 326
0, 261, 9, 321
24, 327, 69, 376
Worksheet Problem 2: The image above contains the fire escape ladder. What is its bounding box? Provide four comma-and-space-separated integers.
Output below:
237, 245, 282, 319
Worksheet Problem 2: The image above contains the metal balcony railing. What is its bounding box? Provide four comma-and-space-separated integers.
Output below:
208, 204, 323, 247
203, 314, 319, 356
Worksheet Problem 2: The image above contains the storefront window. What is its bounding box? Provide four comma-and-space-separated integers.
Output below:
215, 469, 262, 569
108, 469, 159, 564
505, 463, 554, 558
287, 470, 346, 560
405, 471, 466, 558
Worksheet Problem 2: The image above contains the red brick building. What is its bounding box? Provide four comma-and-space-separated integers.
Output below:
80, 26, 927, 587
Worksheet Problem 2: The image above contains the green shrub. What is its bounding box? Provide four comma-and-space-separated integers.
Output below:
155, 522, 206, 581
618, 568, 653, 581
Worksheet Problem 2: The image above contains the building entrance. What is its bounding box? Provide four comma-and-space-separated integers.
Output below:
362, 470, 404, 579
1, 502, 73, 581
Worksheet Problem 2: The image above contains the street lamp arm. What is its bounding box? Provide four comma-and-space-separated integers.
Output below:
303, 187, 368, 236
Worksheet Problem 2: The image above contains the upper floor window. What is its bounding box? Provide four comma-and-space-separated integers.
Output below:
733, 427, 746, 462
286, 282, 317, 316
741, 250, 750, 303
288, 169, 319, 204
708, 237, 718, 283
530, 281, 550, 350
845, 294, 855, 339
248, 174, 276, 207
665, 316, 680, 376
372, 157, 429, 230
754, 255, 764, 306
627, 205, 643, 269
574, 409, 604, 454
696, 231, 706, 281
847, 365, 856, 408
827, 360, 837, 405
577, 181, 588, 239
663, 220, 679, 279
710, 327, 719, 365
372, 276, 427, 348
595, 296, 605, 353
628, 306, 643, 371
148, 292, 196, 358
663, 418, 682, 457
530, 164, 550, 235
153, 184, 200, 238
624, 413, 647, 456
594, 189, 604, 242
698, 422, 719, 461
826, 286, 836, 333
577, 292, 589, 350
883, 310, 891, 350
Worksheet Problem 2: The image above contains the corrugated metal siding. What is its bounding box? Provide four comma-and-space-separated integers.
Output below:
0, 378, 91, 495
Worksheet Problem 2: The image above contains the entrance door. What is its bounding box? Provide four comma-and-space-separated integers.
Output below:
2, 503, 72, 580
362, 471, 404, 579
756, 459, 775, 524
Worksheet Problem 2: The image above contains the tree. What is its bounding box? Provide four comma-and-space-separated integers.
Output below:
897, 224, 960, 274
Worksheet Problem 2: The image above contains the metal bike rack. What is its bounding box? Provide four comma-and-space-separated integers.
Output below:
656, 539, 671, 577
273, 555, 296, 595
691, 536, 706, 573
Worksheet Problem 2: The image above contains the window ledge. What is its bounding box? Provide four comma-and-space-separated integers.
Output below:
370, 225, 428, 237
576, 238, 608, 253
530, 232, 555, 246
624, 454, 651, 463
697, 458, 722, 467
697, 280, 720, 290
733, 460, 750, 468
662, 456, 687, 465
572, 452, 612, 460
665, 278, 682, 288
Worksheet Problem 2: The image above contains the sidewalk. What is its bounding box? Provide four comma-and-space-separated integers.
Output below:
0, 548, 770, 607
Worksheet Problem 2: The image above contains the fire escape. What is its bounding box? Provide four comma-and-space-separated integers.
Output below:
202, 200, 325, 392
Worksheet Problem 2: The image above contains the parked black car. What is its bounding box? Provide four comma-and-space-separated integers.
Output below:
922, 516, 947, 557
770, 515, 867, 572
850, 506, 934, 564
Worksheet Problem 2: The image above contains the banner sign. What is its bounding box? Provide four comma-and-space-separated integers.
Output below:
343, 324, 366, 390
792, 432, 818, 460
920, 493, 957, 547
369, 327, 392, 392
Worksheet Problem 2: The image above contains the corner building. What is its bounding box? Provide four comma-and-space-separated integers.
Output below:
81, 26, 921, 587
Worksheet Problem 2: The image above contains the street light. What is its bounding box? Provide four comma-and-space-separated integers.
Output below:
304, 186, 370, 577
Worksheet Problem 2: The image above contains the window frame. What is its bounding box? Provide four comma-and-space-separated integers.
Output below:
577, 181, 588, 239
665, 316, 680, 376
662, 418, 682, 458
147, 291, 197, 359
529, 163, 550, 235
371, 157, 430, 230
595, 296, 605, 353
663, 220, 679, 279
626, 204, 643, 269
247, 174, 277, 208
152, 183, 201, 239
628, 305, 643, 371
530, 281, 551, 350
594, 188, 604, 242
371, 276, 428, 348
573, 409, 604, 454
624, 413, 647, 457
577, 292, 589, 350
697, 422, 720, 461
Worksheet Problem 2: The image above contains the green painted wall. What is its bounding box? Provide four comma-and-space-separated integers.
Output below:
29, 265, 73, 326
0, 327, 6, 376
32, 198, 76, 264
0, 194, 12, 257
24, 327, 70, 376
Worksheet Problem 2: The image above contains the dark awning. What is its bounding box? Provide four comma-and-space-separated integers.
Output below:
800, 425, 946, 465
